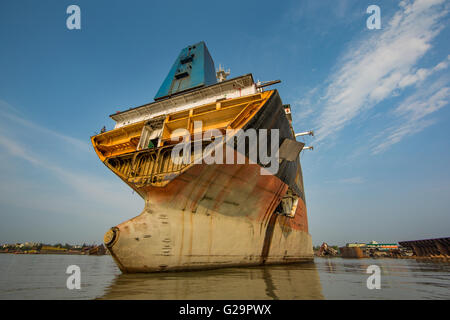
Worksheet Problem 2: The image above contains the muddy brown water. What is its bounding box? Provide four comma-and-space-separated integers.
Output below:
0, 254, 448, 299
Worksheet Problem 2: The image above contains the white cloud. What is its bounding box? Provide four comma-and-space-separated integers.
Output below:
372, 79, 450, 154
0, 135, 44, 167
312, 0, 449, 143
0, 101, 143, 242
0, 100, 90, 152
292, 87, 318, 122
0, 132, 139, 213
398, 55, 450, 88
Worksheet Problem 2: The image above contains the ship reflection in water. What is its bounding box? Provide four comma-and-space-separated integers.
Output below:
99, 263, 324, 300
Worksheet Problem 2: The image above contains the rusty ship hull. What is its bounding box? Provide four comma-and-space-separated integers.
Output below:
108, 160, 312, 272
93, 42, 313, 272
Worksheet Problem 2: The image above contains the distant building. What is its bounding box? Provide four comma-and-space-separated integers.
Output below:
345, 241, 399, 251
40, 246, 68, 254
346, 243, 366, 248
366, 243, 399, 251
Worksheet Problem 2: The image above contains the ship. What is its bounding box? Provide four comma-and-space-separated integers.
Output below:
91, 41, 313, 272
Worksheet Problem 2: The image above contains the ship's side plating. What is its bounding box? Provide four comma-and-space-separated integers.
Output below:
108, 162, 312, 273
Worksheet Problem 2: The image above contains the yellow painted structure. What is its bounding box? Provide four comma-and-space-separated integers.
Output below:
91, 91, 273, 162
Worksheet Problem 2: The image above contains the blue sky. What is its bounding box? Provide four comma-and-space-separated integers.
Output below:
0, 0, 449, 245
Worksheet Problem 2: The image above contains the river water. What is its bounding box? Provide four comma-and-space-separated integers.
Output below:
0, 254, 448, 299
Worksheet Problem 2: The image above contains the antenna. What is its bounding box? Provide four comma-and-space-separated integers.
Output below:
216, 64, 230, 82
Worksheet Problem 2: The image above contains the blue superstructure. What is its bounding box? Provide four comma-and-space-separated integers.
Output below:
154, 41, 217, 100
